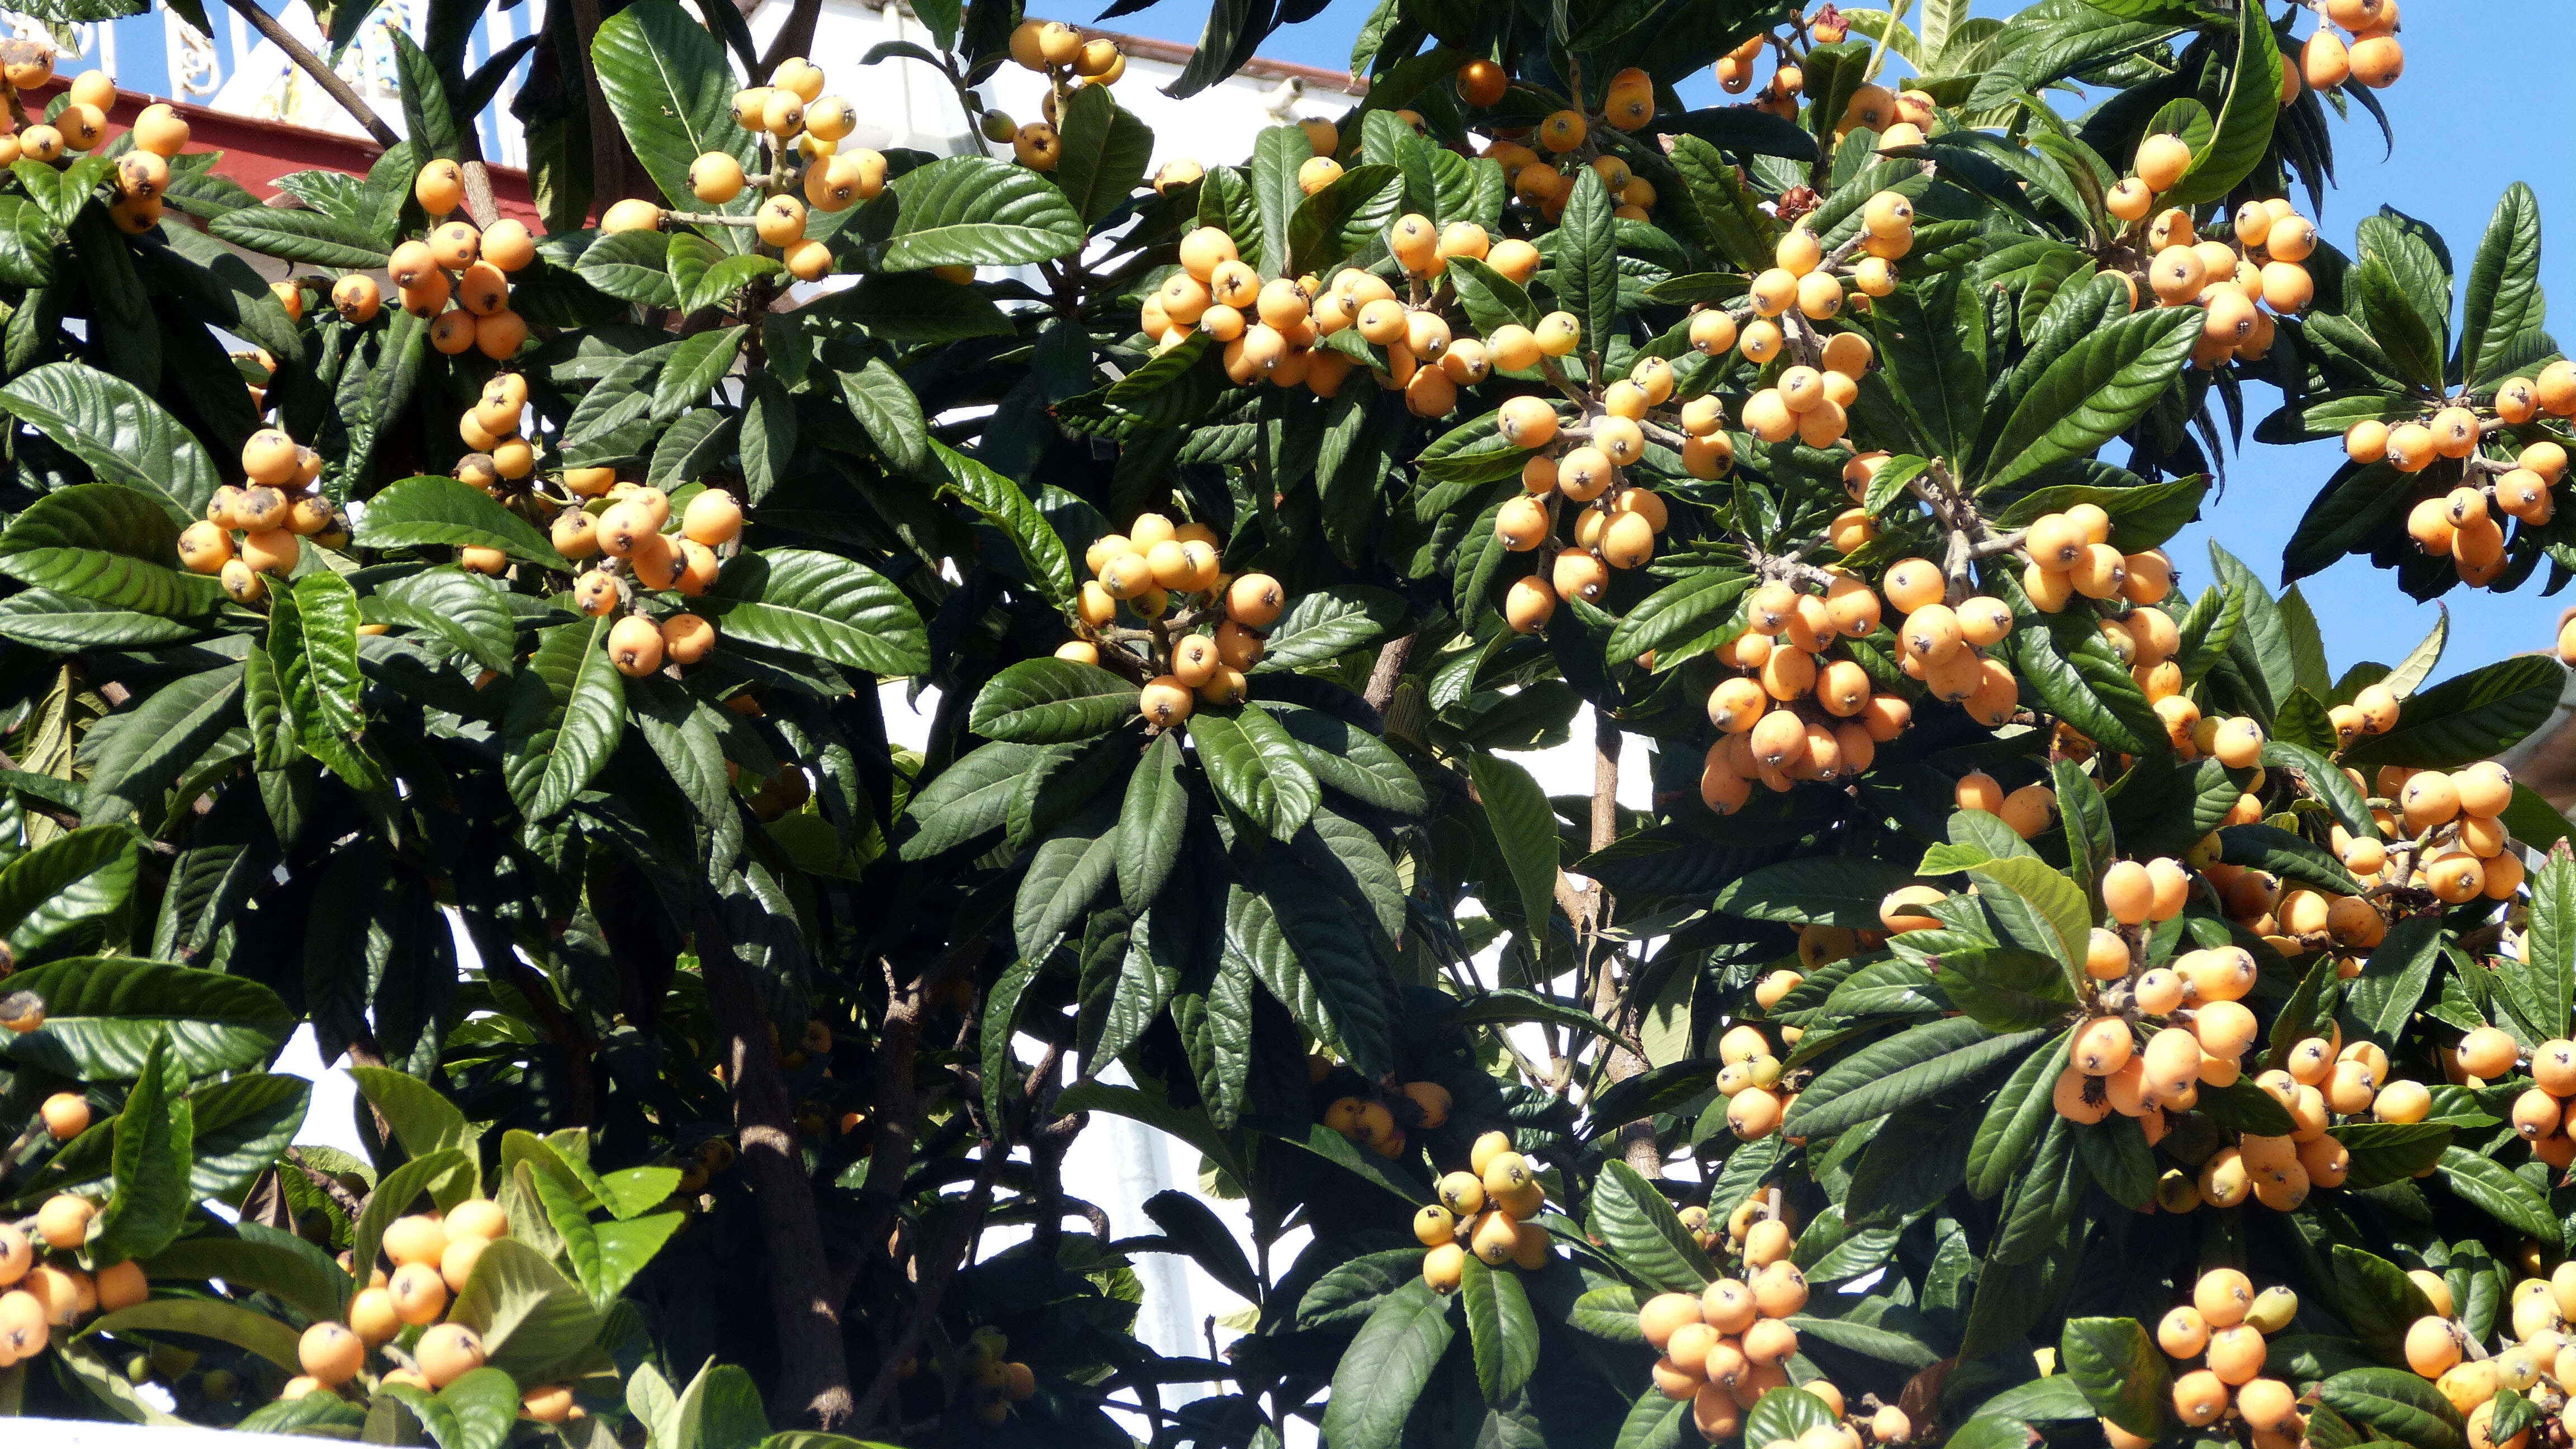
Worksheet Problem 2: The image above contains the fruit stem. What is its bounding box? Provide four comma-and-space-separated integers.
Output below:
662, 210, 763, 228
1781, 308, 1828, 370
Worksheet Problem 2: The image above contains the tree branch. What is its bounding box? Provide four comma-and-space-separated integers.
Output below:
698, 900, 855, 1433
210, 0, 401, 150
566, 0, 641, 219
851, 1135, 1008, 1433
1363, 634, 1416, 713
756, 0, 825, 82
1583, 713, 1662, 1175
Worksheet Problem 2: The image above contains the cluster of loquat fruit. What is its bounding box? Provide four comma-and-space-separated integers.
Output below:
882, 1327, 1039, 1426
450, 369, 547, 505
1634, 1209, 1912, 1446
176, 427, 349, 603
2194, 1033, 2427, 1209
1141, 59, 1658, 231
2372, 427, 2566, 591
670, 1131, 739, 1199
1461, 63, 1662, 223
1062, 510, 1284, 727
1479, 188, 1898, 641
286, 1199, 578, 1421
600, 55, 887, 283
1413, 1130, 1556, 1291
2139, 1272, 2305, 1445
951, 1329, 1043, 1426
1731, 193, 1919, 443
1712, 1019, 1797, 1143
0, 51, 203, 238
2113, 172, 2319, 371
1483, 191, 1906, 643
1675, 1192, 1789, 1264
1694, 490, 2182, 815
1317, 1066, 1451, 1162
1707, 21, 1946, 159
1488, 352, 1695, 636
2489, 1025, 2576, 1168
74, 69, 198, 238
1949, 769, 2068, 841
2017, 501, 2182, 641
322, 160, 541, 361
2402, 1263, 2576, 1444
2297, 0, 2408, 93
0, 1193, 154, 1370
1137, 216, 1553, 409
994, 20, 1129, 172
1876, 846, 2440, 1213
550, 479, 744, 680
0, 46, 97, 166
1697, 563, 1976, 813
2191, 757, 2523, 986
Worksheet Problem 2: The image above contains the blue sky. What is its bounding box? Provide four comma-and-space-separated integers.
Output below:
1096, 0, 2576, 685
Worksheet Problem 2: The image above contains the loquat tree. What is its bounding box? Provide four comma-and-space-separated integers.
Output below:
3, 0, 2576, 1446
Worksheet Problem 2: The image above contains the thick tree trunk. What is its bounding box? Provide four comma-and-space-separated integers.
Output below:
698, 905, 855, 1432
1582, 712, 1664, 1176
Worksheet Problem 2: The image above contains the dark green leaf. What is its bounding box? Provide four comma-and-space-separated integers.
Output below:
836, 358, 929, 473
931, 441, 1075, 605
91, 1035, 192, 1262
2332, 1244, 2436, 1366
1052, 84, 1154, 226
502, 616, 626, 822
2163, 0, 2280, 206
2438, 1147, 2559, 1245
1320, 1280, 1455, 1449
353, 475, 563, 570
1556, 167, 1621, 352
0, 363, 220, 522
1251, 585, 1405, 672
2340, 656, 2562, 769
1786, 1019, 2047, 1139
878, 155, 1085, 268
1715, 856, 1921, 929
1226, 878, 1393, 1078
0, 956, 291, 1078
1459, 1254, 1540, 1403
0, 484, 223, 616
1983, 306, 2202, 490
1966, 1030, 2068, 1197
703, 548, 930, 675
1586, 1159, 1718, 1294
2061, 1316, 2171, 1437
2461, 183, 2544, 386
591, 0, 758, 242
1467, 750, 1559, 931
2319, 1368, 2465, 1449
206, 206, 392, 268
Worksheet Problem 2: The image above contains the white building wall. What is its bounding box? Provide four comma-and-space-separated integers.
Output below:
773, 0, 1362, 164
